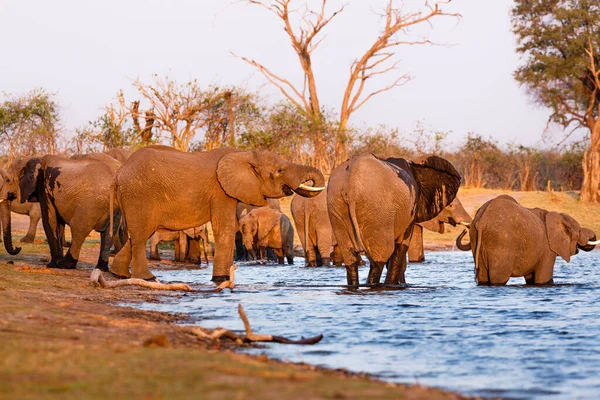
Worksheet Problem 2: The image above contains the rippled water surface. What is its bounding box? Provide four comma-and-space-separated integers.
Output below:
135, 251, 600, 399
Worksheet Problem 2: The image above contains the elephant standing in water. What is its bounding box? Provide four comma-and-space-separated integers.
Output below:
109, 145, 324, 282
239, 206, 294, 264
149, 225, 212, 264
328, 154, 461, 286
456, 195, 598, 285
235, 199, 280, 262
291, 192, 342, 266
408, 197, 472, 262
18, 155, 123, 270
0, 166, 41, 248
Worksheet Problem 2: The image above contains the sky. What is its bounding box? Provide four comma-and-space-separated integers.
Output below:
0, 0, 583, 148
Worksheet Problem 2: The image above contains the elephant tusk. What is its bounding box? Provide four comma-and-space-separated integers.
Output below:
0, 199, 4, 203
298, 183, 325, 192
586, 240, 600, 246
459, 221, 471, 227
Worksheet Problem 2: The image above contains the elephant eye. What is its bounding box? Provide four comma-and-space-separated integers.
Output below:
277, 168, 284, 175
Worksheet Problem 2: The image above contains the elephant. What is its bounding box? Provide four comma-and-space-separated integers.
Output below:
18, 154, 123, 270
108, 145, 324, 282
235, 199, 280, 262
103, 148, 133, 163
408, 197, 472, 262
149, 225, 212, 264
0, 167, 41, 247
456, 194, 598, 285
327, 154, 461, 286
291, 192, 342, 266
239, 206, 294, 264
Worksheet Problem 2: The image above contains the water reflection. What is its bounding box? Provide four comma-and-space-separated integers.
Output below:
133, 251, 600, 400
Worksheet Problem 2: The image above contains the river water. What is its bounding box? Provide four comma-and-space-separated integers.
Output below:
135, 251, 600, 399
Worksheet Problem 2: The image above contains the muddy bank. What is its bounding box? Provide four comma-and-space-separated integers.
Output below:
0, 258, 469, 400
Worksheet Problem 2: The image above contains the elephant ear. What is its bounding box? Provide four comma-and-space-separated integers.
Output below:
19, 158, 42, 203
258, 209, 280, 241
217, 151, 267, 207
545, 212, 577, 263
419, 218, 445, 233
410, 155, 462, 223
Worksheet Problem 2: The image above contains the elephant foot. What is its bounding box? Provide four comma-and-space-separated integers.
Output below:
306, 260, 317, 267
345, 263, 360, 287
20, 235, 35, 244
211, 275, 230, 284
148, 254, 161, 261
321, 257, 331, 267
333, 261, 343, 267
46, 260, 60, 269
63, 241, 71, 248
108, 269, 131, 279
286, 257, 294, 265
57, 253, 78, 270
96, 259, 109, 272
278, 257, 285, 265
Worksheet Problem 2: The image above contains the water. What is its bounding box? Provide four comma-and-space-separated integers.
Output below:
134, 251, 600, 399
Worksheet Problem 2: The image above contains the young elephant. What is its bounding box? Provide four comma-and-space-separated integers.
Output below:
291, 192, 341, 266
149, 225, 212, 264
19, 155, 123, 271
328, 154, 461, 286
239, 207, 294, 265
0, 167, 41, 247
235, 199, 280, 262
456, 194, 598, 285
408, 197, 472, 262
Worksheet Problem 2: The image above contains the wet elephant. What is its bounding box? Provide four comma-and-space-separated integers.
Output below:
109, 145, 324, 282
328, 154, 461, 286
19, 155, 123, 270
235, 199, 280, 262
456, 194, 597, 285
239, 206, 294, 265
291, 192, 342, 266
408, 197, 472, 262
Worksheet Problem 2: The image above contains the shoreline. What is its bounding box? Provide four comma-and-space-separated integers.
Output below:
0, 258, 469, 399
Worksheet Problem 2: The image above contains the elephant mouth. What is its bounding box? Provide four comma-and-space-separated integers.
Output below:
289, 180, 326, 197
447, 217, 457, 227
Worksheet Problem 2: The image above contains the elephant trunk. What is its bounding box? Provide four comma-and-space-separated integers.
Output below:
455, 229, 471, 251
285, 164, 325, 198
579, 233, 598, 252
1, 200, 22, 255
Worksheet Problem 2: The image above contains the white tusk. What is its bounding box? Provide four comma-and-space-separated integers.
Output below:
586, 240, 600, 246
0, 199, 4, 203
459, 221, 471, 227
298, 183, 325, 192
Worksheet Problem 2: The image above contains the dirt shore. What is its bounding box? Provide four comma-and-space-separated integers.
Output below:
0, 241, 468, 400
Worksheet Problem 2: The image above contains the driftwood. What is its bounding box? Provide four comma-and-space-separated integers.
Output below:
216, 265, 237, 293
187, 304, 323, 345
90, 269, 193, 291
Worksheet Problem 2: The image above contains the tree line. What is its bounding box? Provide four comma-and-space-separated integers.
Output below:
0, 86, 585, 192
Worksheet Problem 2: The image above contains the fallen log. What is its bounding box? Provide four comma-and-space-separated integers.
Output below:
216, 265, 237, 292
90, 269, 193, 291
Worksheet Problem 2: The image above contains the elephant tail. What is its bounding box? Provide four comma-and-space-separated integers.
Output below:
109, 182, 116, 241
304, 203, 309, 260
455, 229, 471, 251
349, 200, 366, 253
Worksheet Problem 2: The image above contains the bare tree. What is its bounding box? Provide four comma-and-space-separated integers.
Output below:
131, 75, 221, 151
235, 0, 458, 171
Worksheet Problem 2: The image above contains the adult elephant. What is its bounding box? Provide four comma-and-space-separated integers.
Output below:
328, 154, 461, 286
235, 199, 280, 262
291, 192, 341, 266
19, 155, 123, 270
456, 194, 597, 285
408, 197, 472, 262
103, 148, 133, 163
0, 166, 41, 248
109, 145, 324, 283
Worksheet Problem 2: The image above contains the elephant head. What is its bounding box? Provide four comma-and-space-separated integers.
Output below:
239, 212, 259, 259
419, 197, 472, 234
217, 151, 325, 206
0, 162, 28, 255
545, 212, 597, 262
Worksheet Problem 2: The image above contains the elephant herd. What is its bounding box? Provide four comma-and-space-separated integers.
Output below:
1, 146, 598, 286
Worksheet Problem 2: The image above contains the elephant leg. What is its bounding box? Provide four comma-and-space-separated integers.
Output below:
331, 245, 343, 266
272, 248, 284, 264
210, 203, 237, 283
130, 235, 155, 280
258, 246, 267, 264
177, 231, 188, 262
345, 261, 360, 287
367, 259, 385, 285
39, 196, 63, 268
60, 225, 71, 248
524, 273, 535, 285
384, 243, 409, 285
407, 225, 425, 263
148, 233, 161, 261
96, 229, 111, 272
534, 256, 555, 285
234, 231, 247, 261
58, 220, 91, 270
187, 239, 202, 263
110, 239, 132, 278
21, 209, 41, 243
306, 243, 317, 267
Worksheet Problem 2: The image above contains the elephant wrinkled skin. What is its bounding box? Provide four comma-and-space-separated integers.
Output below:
109, 145, 324, 282
456, 194, 597, 285
328, 154, 461, 286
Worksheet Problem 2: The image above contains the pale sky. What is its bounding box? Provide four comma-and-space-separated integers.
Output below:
0, 0, 581, 148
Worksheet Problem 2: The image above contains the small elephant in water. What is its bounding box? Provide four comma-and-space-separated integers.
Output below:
456, 194, 598, 285
149, 225, 212, 264
291, 192, 342, 266
328, 154, 461, 286
239, 206, 295, 265
235, 199, 280, 262
408, 197, 472, 263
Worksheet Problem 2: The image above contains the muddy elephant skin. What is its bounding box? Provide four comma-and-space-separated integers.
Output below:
456, 195, 597, 285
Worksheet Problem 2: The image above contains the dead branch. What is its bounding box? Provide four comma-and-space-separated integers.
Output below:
90, 269, 193, 291
216, 265, 237, 292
